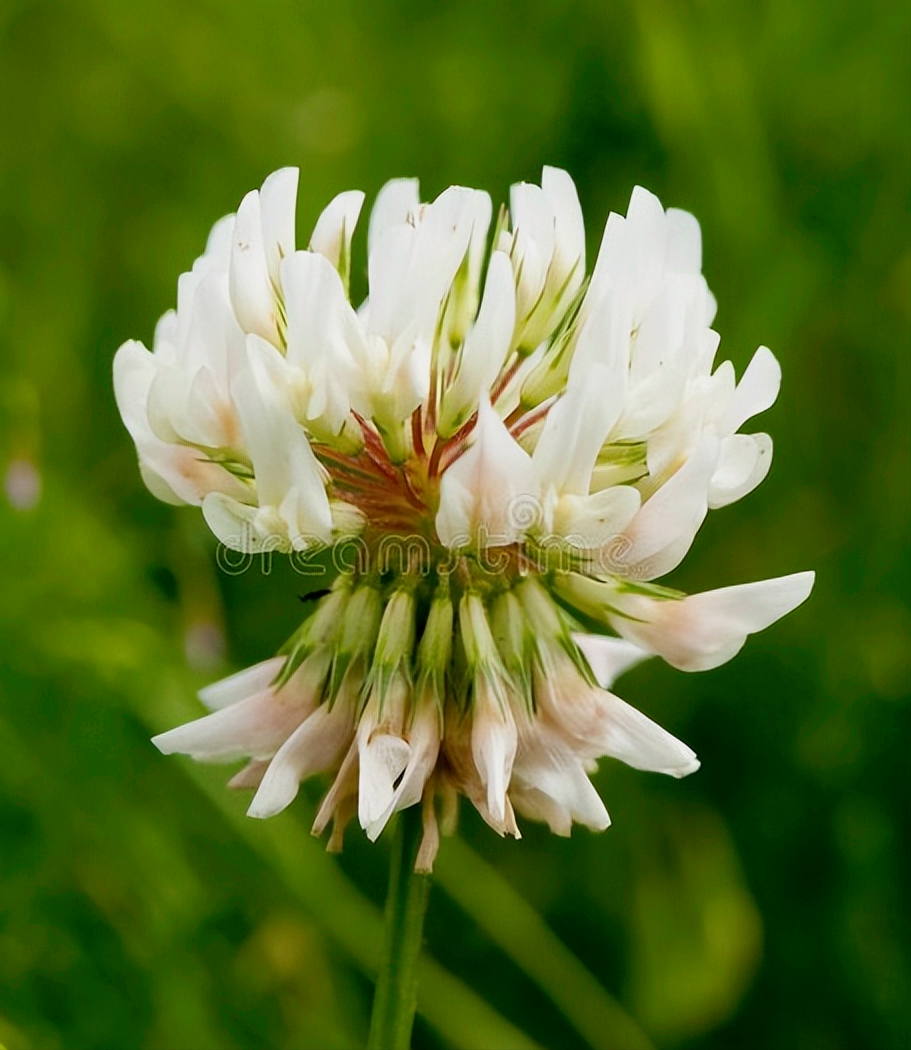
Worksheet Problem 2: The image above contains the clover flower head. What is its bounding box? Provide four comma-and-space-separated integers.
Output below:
115, 166, 813, 869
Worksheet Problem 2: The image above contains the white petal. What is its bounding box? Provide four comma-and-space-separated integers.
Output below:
664, 208, 702, 274
308, 189, 365, 272
572, 633, 652, 688
439, 251, 516, 435
595, 692, 700, 777
541, 166, 585, 279
281, 250, 362, 431
435, 398, 540, 548
259, 167, 299, 285
367, 177, 419, 258
152, 688, 312, 763
723, 346, 781, 434
509, 181, 554, 317
247, 702, 353, 819
113, 339, 156, 444
554, 486, 642, 554
229, 189, 276, 342
202, 213, 236, 268
614, 437, 718, 579
511, 755, 610, 835
708, 433, 773, 509
201, 492, 265, 553
234, 338, 332, 537
365, 704, 441, 842
198, 657, 285, 711
358, 734, 411, 831
609, 571, 816, 671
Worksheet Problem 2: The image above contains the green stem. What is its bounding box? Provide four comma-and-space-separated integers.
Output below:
367, 806, 431, 1050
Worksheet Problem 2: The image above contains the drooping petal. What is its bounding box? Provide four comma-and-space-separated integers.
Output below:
609, 571, 816, 671
198, 657, 285, 711
471, 677, 517, 824
152, 689, 311, 763
593, 692, 700, 777
247, 701, 354, 819
511, 752, 610, 835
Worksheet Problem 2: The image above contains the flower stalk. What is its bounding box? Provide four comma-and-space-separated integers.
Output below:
367, 806, 431, 1050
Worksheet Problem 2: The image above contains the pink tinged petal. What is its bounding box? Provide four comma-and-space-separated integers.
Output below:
367, 177, 420, 257
471, 685, 517, 825
247, 702, 354, 819
114, 340, 246, 506
708, 432, 773, 509
509, 783, 574, 836
229, 188, 276, 342
415, 791, 441, 873
198, 657, 285, 711
137, 460, 186, 506
227, 759, 270, 790
258, 167, 299, 285
610, 571, 815, 671
435, 398, 540, 548
615, 436, 719, 579
723, 346, 781, 434
572, 633, 652, 689
152, 688, 314, 763
664, 207, 703, 274
308, 189, 365, 271
312, 741, 359, 838
594, 692, 700, 777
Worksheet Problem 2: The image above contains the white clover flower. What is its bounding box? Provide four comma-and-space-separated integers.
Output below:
116, 167, 813, 870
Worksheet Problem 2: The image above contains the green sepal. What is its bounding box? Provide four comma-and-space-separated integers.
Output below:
490, 589, 534, 714
273, 578, 352, 689
363, 587, 417, 713
328, 583, 383, 702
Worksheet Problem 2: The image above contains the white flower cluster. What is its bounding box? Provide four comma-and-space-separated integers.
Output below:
116, 167, 812, 867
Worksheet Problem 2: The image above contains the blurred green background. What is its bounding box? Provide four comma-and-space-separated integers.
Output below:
0, 0, 908, 1047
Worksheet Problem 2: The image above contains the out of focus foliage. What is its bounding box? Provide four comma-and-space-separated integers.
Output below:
0, 1, 908, 1047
